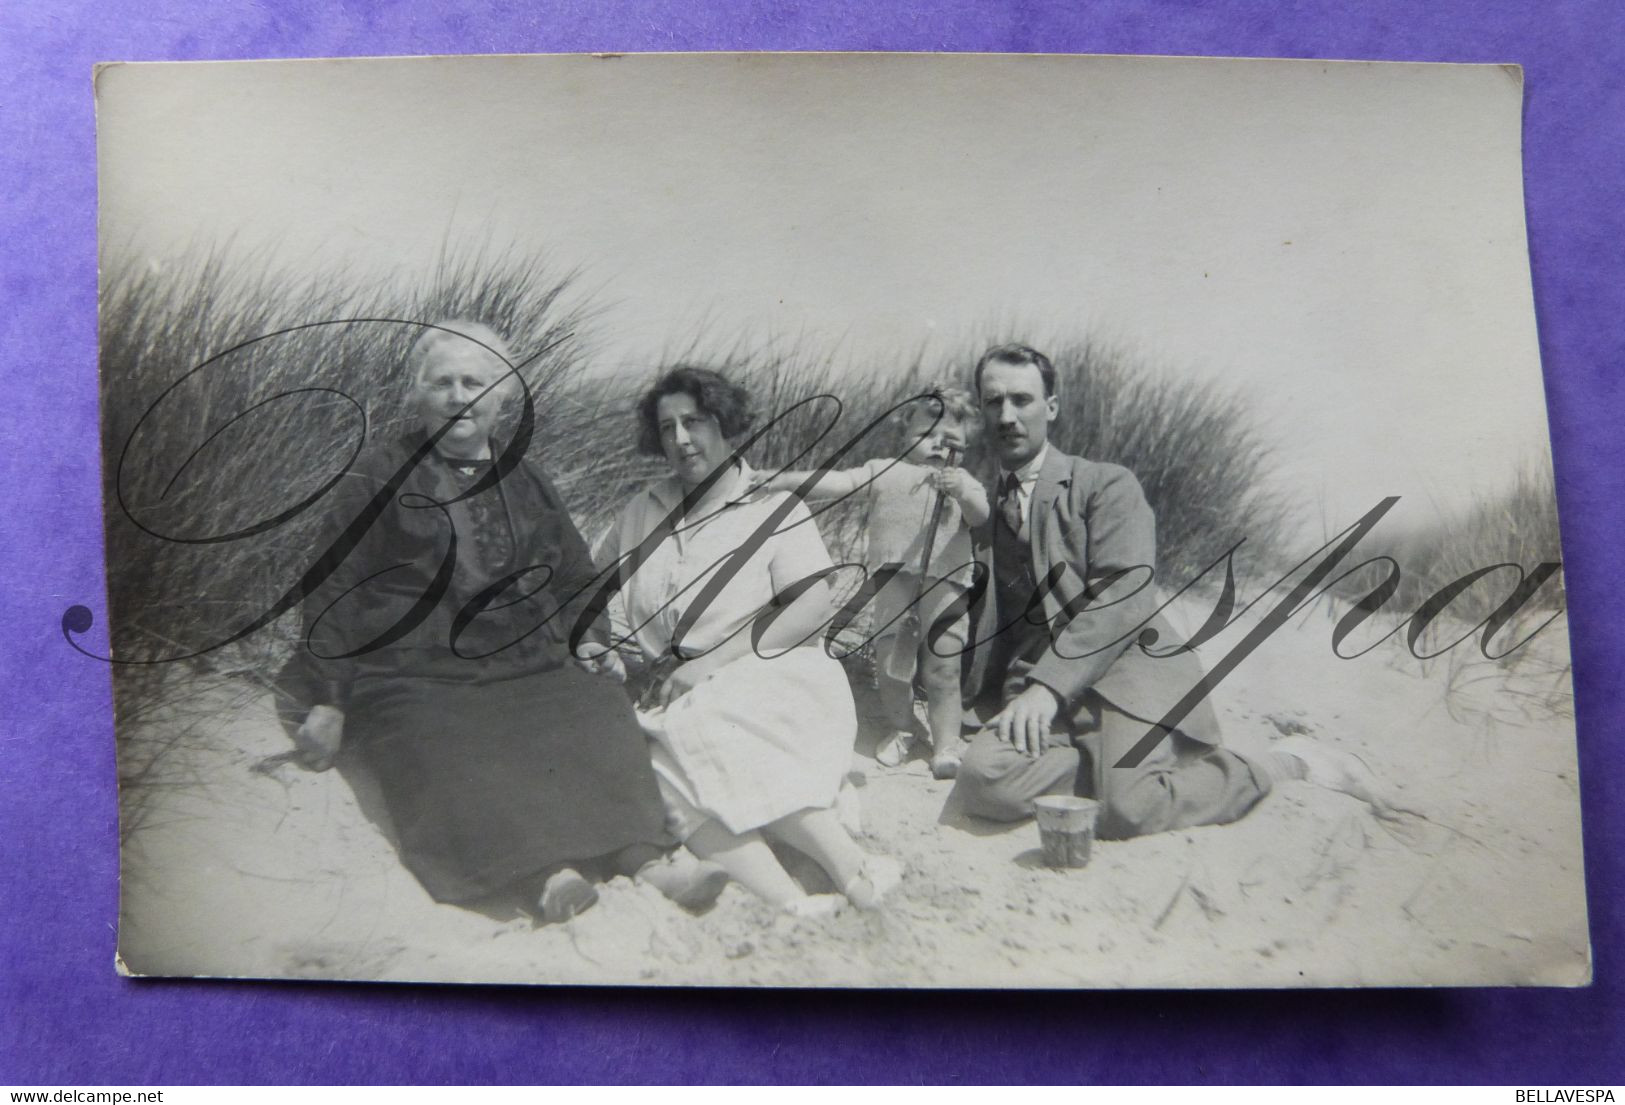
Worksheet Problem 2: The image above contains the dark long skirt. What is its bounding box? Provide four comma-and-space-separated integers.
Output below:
347, 663, 669, 904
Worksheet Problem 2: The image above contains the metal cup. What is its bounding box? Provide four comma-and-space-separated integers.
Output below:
1033, 795, 1100, 869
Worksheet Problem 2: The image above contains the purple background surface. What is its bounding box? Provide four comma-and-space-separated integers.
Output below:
3, 0, 1622, 1086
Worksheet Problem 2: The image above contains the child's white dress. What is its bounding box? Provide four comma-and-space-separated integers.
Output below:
845, 458, 978, 661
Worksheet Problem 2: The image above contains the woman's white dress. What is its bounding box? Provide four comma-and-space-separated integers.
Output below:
611, 467, 857, 837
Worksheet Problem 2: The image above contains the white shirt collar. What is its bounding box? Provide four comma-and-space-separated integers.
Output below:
1001, 443, 1049, 489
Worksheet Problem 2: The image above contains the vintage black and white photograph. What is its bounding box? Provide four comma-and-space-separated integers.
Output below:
93, 52, 1586, 987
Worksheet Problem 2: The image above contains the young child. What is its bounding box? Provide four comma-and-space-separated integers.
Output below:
758, 387, 989, 779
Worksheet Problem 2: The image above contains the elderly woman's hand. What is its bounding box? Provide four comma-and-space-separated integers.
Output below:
574, 643, 628, 683
296, 705, 345, 772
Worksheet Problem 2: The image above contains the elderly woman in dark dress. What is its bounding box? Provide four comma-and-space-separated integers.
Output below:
281, 321, 726, 923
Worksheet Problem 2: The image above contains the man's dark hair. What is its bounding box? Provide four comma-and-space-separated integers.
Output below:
635, 365, 755, 457
973, 344, 1058, 398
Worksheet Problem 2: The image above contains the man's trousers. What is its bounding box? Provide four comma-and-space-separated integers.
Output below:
952, 692, 1273, 839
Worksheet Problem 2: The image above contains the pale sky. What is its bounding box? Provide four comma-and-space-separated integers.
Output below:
96, 53, 1552, 530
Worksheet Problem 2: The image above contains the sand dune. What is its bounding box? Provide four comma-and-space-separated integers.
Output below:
115, 602, 1588, 989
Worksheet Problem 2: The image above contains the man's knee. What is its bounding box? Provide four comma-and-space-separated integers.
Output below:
952, 737, 1020, 821
954, 735, 1078, 823
957, 734, 1005, 784
1095, 789, 1163, 841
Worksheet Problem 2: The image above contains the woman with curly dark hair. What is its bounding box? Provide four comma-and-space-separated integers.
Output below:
607, 366, 902, 917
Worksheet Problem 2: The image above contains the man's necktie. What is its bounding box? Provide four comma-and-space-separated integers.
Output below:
998, 471, 1024, 534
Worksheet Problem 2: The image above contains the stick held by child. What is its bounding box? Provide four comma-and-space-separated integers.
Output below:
757, 387, 988, 778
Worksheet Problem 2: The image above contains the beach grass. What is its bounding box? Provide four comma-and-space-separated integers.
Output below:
1323, 456, 1565, 638
100, 248, 1301, 676
98, 246, 1567, 837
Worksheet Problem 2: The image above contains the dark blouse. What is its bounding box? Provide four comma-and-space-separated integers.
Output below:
440, 455, 522, 582
283, 433, 609, 711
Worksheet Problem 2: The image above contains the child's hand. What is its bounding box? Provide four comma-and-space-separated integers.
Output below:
929, 466, 978, 504
929, 467, 990, 525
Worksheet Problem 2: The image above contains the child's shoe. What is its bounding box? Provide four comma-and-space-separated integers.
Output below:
874, 729, 919, 768
929, 744, 962, 780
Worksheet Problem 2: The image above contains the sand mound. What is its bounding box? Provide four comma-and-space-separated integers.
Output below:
115, 610, 1589, 988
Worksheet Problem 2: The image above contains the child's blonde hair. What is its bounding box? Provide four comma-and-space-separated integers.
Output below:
895, 385, 979, 443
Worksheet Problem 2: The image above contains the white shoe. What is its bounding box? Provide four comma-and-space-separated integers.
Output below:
1273, 736, 1394, 814
874, 729, 918, 768
782, 894, 844, 920
843, 855, 904, 911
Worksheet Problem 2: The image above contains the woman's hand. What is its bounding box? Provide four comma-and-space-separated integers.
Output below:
574, 642, 627, 683
296, 705, 345, 772
657, 658, 715, 708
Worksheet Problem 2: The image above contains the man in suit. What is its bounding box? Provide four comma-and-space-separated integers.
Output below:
951, 344, 1382, 838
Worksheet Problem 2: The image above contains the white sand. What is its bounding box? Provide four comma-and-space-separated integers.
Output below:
116, 602, 1590, 989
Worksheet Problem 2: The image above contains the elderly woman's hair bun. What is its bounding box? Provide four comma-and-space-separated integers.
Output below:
635, 366, 755, 457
